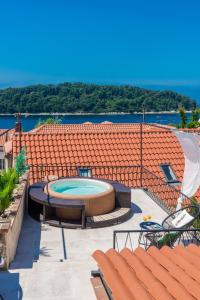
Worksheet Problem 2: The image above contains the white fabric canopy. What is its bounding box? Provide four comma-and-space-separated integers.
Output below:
174, 131, 200, 210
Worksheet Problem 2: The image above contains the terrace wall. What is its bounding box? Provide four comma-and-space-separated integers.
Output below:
0, 172, 28, 269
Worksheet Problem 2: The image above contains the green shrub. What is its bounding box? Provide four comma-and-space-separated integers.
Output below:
191, 109, 200, 123
0, 168, 17, 213
15, 148, 29, 177
187, 121, 200, 128
0, 182, 13, 212
157, 232, 178, 248
0, 169, 17, 188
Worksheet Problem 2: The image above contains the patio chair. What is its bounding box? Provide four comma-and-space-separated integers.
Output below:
144, 204, 200, 249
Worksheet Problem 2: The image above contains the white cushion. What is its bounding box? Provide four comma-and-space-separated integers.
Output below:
172, 210, 194, 228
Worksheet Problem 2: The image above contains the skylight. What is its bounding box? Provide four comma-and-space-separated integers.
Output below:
78, 167, 91, 177
160, 164, 179, 183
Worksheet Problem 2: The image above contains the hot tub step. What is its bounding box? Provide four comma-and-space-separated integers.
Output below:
86, 207, 132, 228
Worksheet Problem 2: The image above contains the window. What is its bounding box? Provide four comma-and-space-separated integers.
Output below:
0, 159, 5, 170
78, 168, 91, 177
160, 164, 179, 183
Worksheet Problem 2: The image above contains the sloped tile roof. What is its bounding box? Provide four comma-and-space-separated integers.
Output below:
92, 244, 200, 300
30, 123, 167, 133
12, 124, 184, 181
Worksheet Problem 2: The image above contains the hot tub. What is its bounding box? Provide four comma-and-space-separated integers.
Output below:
44, 178, 115, 220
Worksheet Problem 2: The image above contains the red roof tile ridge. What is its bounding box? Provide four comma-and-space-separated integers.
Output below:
160, 246, 200, 299
106, 249, 153, 300
147, 246, 199, 299
92, 246, 200, 300
136, 247, 195, 300
14, 129, 171, 138
160, 246, 200, 285
29, 123, 171, 133
120, 248, 174, 300
174, 245, 200, 271
29, 124, 47, 133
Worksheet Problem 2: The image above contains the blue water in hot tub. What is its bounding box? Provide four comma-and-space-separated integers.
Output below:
51, 179, 107, 196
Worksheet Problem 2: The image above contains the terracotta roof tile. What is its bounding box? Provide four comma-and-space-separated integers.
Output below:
92, 250, 133, 300
93, 245, 200, 300
135, 247, 194, 300
12, 122, 200, 201
106, 249, 152, 300
31, 123, 168, 134
174, 245, 200, 270
187, 244, 200, 257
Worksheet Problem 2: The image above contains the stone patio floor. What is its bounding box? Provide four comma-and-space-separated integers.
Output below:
0, 189, 167, 300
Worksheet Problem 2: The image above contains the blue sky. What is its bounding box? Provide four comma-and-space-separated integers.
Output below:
0, 0, 200, 88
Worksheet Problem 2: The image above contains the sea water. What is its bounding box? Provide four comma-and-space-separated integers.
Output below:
0, 113, 189, 131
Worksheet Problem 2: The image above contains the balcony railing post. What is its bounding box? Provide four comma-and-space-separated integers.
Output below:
113, 231, 116, 249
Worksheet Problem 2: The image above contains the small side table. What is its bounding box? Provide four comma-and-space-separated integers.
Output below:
138, 221, 163, 247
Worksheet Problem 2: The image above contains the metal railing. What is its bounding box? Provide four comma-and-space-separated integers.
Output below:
141, 167, 190, 212
28, 164, 192, 211
113, 228, 200, 251
29, 164, 142, 187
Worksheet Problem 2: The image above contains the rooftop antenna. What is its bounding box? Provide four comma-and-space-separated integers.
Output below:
15, 112, 22, 152
142, 103, 145, 123
15, 112, 22, 133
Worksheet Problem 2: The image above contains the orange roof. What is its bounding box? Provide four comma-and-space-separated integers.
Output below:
12, 123, 188, 207
12, 123, 184, 181
30, 123, 167, 133
13, 123, 200, 204
92, 244, 200, 300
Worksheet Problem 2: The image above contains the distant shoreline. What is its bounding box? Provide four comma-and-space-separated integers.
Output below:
0, 111, 192, 116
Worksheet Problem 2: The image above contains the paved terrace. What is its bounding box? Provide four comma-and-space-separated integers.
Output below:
0, 189, 167, 300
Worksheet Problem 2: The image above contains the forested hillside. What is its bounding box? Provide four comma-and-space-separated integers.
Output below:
0, 82, 196, 113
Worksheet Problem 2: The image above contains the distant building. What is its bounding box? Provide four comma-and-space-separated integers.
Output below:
0, 129, 14, 170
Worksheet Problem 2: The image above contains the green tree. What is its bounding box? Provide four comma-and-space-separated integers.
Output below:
35, 116, 62, 128
185, 108, 200, 128
0, 82, 197, 113
179, 107, 187, 128
191, 108, 200, 122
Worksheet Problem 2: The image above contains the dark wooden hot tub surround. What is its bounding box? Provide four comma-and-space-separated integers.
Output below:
28, 177, 132, 229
